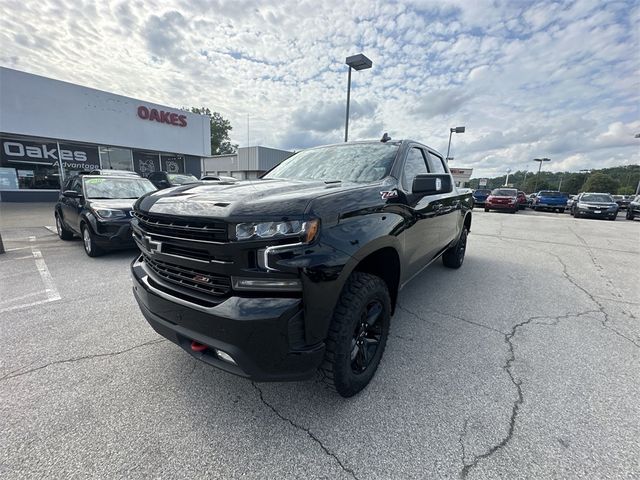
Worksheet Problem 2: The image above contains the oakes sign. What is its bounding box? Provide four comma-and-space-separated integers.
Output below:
137, 106, 187, 128
1, 138, 101, 171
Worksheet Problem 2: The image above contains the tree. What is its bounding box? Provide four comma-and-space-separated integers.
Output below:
523, 177, 549, 193
189, 107, 237, 155
581, 173, 619, 193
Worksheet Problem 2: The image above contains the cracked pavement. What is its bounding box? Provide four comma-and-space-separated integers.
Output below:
1, 204, 639, 479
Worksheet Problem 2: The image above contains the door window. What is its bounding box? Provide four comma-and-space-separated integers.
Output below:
402, 147, 429, 190
427, 151, 447, 173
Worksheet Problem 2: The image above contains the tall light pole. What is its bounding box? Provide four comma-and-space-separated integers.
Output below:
522, 170, 529, 190
504, 168, 511, 186
558, 172, 565, 191
532, 157, 551, 193
344, 53, 372, 142
446, 126, 465, 161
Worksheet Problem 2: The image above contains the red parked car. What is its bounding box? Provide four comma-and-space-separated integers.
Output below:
517, 191, 527, 210
484, 188, 519, 213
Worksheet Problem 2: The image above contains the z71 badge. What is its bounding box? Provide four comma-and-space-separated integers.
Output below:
380, 190, 398, 200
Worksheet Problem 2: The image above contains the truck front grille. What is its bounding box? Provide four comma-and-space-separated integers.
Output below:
142, 254, 231, 296
133, 212, 228, 242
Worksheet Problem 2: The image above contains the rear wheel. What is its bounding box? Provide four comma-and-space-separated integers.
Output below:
627, 210, 634, 220
559, 208, 565, 213
484, 207, 489, 212
81, 224, 104, 257
55, 212, 74, 240
443, 227, 468, 269
573, 209, 580, 218
321, 272, 391, 398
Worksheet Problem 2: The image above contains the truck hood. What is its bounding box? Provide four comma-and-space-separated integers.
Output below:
135, 178, 354, 219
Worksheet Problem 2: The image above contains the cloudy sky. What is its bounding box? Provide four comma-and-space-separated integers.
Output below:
1, 0, 638, 176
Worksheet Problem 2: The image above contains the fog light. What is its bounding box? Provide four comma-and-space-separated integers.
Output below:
215, 349, 236, 365
232, 277, 302, 291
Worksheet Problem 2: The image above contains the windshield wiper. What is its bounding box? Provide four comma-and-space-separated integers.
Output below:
324, 180, 342, 184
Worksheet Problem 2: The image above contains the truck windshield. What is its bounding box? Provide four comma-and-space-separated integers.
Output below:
83, 177, 156, 199
264, 143, 399, 183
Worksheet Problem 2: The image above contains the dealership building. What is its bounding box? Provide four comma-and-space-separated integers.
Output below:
0, 67, 211, 202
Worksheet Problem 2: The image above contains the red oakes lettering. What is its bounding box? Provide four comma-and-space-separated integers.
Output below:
137, 105, 187, 127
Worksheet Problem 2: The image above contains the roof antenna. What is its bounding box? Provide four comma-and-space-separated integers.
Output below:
380, 132, 391, 143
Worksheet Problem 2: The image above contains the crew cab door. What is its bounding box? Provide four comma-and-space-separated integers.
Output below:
426, 151, 460, 247
398, 145, 444, 279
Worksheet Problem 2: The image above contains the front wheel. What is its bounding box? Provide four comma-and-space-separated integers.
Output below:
320, 272, 391, 398
81, 224, 104, 257
627, 210, 634, 220
484, 207, 490, 212
443, 227, 468, 269
559, 208, 565, 213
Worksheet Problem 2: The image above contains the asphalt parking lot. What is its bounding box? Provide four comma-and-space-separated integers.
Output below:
1, 203, 638, 479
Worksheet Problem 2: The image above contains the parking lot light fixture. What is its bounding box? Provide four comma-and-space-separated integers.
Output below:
344, 53, 373, 142
532, 157, 551, 193
446, 126, 465, 161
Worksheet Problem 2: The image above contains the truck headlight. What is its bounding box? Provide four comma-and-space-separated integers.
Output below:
235, 219, 319, 243
94, 208, 127, 219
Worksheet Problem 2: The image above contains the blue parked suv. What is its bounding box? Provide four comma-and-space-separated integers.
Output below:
532, 190, 568, 213
472, 189, 492, 207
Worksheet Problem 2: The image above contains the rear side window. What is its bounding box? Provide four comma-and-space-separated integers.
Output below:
402, 147, 429, 190
427, 152, 447, 173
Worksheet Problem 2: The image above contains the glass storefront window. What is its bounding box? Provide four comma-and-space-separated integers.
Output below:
99, 146, 133, 171
133, 151, 161, 178
160, 154, 185, 174
61, 142, 101, 178
1, 136, 62, 189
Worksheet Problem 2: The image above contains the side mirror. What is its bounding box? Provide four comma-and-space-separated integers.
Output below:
412, 174, 453, 195
158, 180, 170, 188
62, 190, 82, 198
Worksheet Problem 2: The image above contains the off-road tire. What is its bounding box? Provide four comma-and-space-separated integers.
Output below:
443, 227, 468, 269
55, 212, 74, 240
320, 272, 391, 398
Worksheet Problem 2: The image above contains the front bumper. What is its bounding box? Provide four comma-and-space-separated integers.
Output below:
576, 209, 617, 218
92, 220, 135, 249
486, 203, 517, 210
535, 203, 566, 209
131, 256, 325, 381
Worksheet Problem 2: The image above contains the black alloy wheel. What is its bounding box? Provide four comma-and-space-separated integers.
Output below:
350, 300, 384, 374
321, 272, 391, 397
443, 227, 468, 269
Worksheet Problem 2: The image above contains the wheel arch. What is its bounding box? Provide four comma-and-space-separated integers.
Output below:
350, 245, 401, 315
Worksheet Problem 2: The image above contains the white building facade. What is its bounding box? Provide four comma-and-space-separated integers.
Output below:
0, 67, 211, 201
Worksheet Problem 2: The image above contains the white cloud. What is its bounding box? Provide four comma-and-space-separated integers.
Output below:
0, 0, 638, 176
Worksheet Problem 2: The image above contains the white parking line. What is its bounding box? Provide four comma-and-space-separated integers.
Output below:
0, 237, 61, 315
31, 249, 61, 302
0, 291, 43, 306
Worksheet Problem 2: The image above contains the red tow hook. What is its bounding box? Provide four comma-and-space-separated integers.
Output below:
191, 340, 208, 352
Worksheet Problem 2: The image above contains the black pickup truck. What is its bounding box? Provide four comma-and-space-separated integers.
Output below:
130, 139, 472, 397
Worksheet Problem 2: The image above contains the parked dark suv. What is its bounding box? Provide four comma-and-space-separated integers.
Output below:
148, 171, 199, 189
54, 173, 156, 256
131, 139, 473, 397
